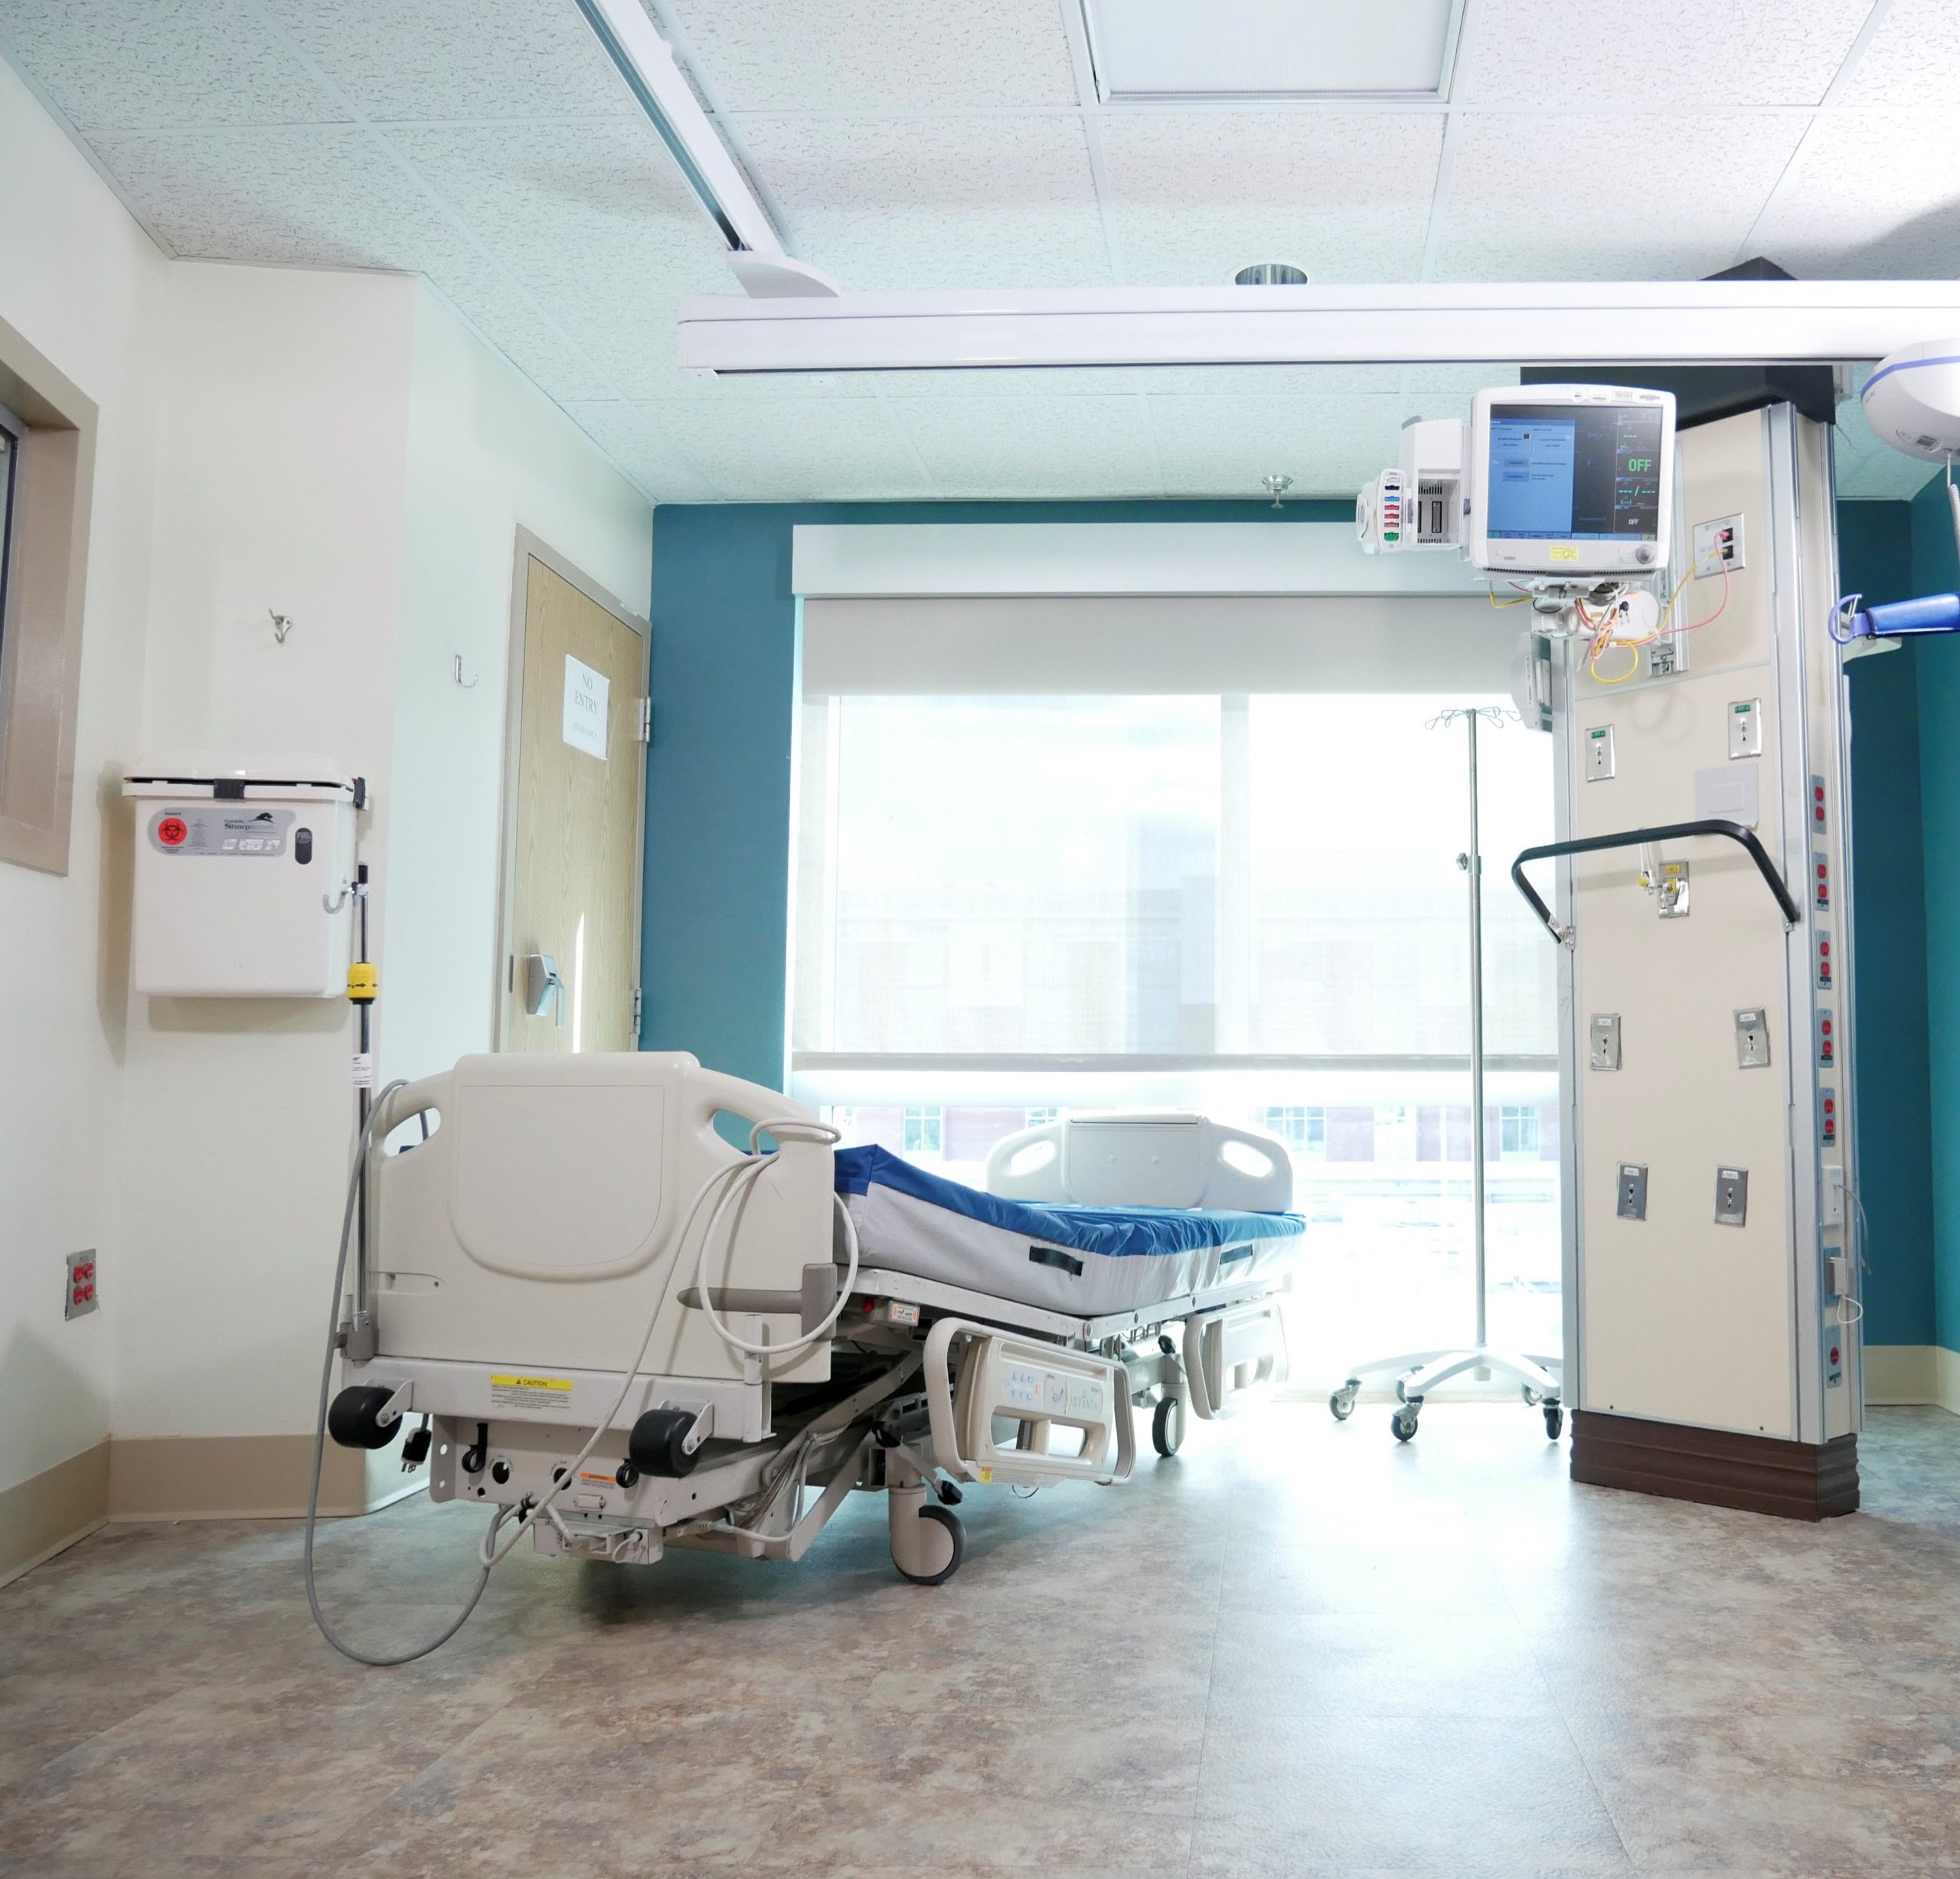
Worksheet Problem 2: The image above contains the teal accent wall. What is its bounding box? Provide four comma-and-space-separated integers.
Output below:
1840, 501, 1936, 1347
642, 500, 1348, 1090
1911, 472, 1960, 1352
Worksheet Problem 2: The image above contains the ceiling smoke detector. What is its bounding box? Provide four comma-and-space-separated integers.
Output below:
1236, 263, 1308, 287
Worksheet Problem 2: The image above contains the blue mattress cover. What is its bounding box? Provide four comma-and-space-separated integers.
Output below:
834, 1145, 1306, 1260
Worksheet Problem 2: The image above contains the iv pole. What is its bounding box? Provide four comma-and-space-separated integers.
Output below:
1327, 706, 1565, 1443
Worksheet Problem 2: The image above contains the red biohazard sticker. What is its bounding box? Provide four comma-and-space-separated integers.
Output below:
157, 815, 188, 847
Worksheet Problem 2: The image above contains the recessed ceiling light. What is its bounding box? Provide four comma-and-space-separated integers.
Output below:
1082, 0, 1459, 102
1236, 263, 1308, 287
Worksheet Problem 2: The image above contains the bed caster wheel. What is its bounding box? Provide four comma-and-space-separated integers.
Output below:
1543, 1403, 1565, 1440
895, 1504, 964, 1585
1152, 1396, 1184, 1457
1329, 1383, 1359, 1421
326, 1384, 399, 1451
1390, 1407, 1419, 1443
628, 1408, 701, 1478
1521, 1384, 1542, 1407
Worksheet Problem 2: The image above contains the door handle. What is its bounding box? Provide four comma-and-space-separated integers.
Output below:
524, 953, 565, 1025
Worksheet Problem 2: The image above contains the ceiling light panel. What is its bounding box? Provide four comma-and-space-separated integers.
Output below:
1098, 112, 1442, 285
734, 115, 1111, 289
1435, 112, 1806, 279
0, 0, 339, 129
1754, 111, 1960, 276
662, 0, 1078, 111
270, 0, 638, 122
1083, 0, 1455, 100
1462, 0, 1873, 107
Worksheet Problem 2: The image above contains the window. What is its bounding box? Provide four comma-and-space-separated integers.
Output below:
0, 315, 98, 875
1025, 1106, 1059, 1127
1262, 1106, 1326, 1157
794, 687, 1560, 1381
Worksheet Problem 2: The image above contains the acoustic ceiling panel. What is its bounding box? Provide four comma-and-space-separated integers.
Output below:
1752, 111, 1960, 279
664, 0, 1079, 111
1097, 112, 1442, 286
890, 392, 1162, 499
1436, 112, 1808, 280
629, 394, 935, 501
1462, 0, 1874, 108
1839, 0, 1960, 106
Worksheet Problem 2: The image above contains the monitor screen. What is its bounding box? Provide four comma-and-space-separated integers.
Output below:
1485, 404, 1664, 542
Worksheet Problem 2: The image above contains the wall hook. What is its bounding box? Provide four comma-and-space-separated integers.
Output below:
453, 655, 479, 690
269, 609, 294, 644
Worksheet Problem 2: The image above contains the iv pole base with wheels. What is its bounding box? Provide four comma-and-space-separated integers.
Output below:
1326, 705, 1564, 1444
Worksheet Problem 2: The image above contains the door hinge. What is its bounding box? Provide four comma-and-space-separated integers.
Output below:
631, 985, 642, 1034
638, 697, 652, 743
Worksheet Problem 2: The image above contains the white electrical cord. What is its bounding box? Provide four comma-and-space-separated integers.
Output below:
1838, 1174, 1873, 1328
304, 1081, 513, 1668
476, 1115, 848, 1570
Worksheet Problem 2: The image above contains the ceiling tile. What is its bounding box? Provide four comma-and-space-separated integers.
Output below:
1150, 392, 1459, 498
1752, 111, 1960, 276
892, 394, 1161, 498
1462, 0, 1871, 107
1435, 113, 1805, 280
735, 114, 1111, 291
1097, 113, 1442, 286
0, 0, 341, 129
877, 366, 1138, 397
268, 0, 634, 123
1839, 0, 1960, 106
630, 395, 935, 500
91, 126, 619, 400
1834, 398, 1940, 499
667, 0, 1077, 110
562, 399, 725, 500
391, 119, 733, 397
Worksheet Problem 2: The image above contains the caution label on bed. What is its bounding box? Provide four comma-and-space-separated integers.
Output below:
489, 1373, 573, 1411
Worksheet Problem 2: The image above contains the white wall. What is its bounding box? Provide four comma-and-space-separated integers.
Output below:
0, 57, 167, 1497
0, 60, 653, 1479
381, 283, 650, 1089
111, 261, 420, 1445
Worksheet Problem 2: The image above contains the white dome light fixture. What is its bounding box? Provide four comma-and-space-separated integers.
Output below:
1864, 338, 1960, 552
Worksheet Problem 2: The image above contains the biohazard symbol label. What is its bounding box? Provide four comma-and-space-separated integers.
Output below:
157, 815, 188, 847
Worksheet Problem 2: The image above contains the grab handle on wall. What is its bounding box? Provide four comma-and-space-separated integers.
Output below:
1511, 819, 1802, 948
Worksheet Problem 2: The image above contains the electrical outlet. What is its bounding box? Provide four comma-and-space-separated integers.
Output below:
1616, 1163, 1648, 1221
1586, 725, 1615, 781
1815, 930, 1834, 990
65, 1250, 99, 1320
1693, 513, 1746, 576
1589, 1013, 1622, 1070
1822, 1166, 1846, 1229
1715, 1167, 1749, 1227
1812, 852, 1830, 910
1728, 698, 1762, 760
1817, 1009, 1836, 1067
1821, 1089, 1838, 1146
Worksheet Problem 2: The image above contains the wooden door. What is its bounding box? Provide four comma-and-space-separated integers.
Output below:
501, 551, 646, 1053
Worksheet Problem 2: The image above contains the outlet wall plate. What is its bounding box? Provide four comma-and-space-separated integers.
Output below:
1616, 1163, 1648, 1221
1733, 1007, 1771, 1069
1586, 725, 1615, 782
1589, 1013, 1622, 1070
1714, 1167, 1749, 1227
65, 1250, 99, 1320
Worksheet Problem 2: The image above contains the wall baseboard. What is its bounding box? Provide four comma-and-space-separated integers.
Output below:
1571, 1410, 1859, 1521
0, 1441, 110, 1589
106, 1433, 414, 1522
1864, 1345, 1960, 1413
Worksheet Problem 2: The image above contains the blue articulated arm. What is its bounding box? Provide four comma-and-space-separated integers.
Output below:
1831, 592, 1960, 642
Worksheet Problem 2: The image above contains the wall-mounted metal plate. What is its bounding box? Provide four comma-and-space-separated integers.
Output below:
1589, 1013, 1622, 1071
1815, 929, 1833, 989
1817, 1008, 1835, 1068
1616, 1164, 1648, 1221
1586, 725, 1615, 782
1809, 774, 1828, 835
1821, 1089, 1838, 1146
1714, 1167, 1748, 1227
1812, 851, 1830, 910
1657, 859, 1690, 918
65, 1250, 99, 1320
1728, 698, 1763, 760
1733, 1008, 1770, 1070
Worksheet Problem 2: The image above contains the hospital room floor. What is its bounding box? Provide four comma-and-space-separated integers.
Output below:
4, 1406, 1960, 1879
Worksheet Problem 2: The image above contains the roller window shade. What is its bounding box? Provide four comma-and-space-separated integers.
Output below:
800, 595, 1519, 697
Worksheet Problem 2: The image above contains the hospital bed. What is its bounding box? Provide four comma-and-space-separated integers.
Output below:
321, 1054, 1302, 1619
